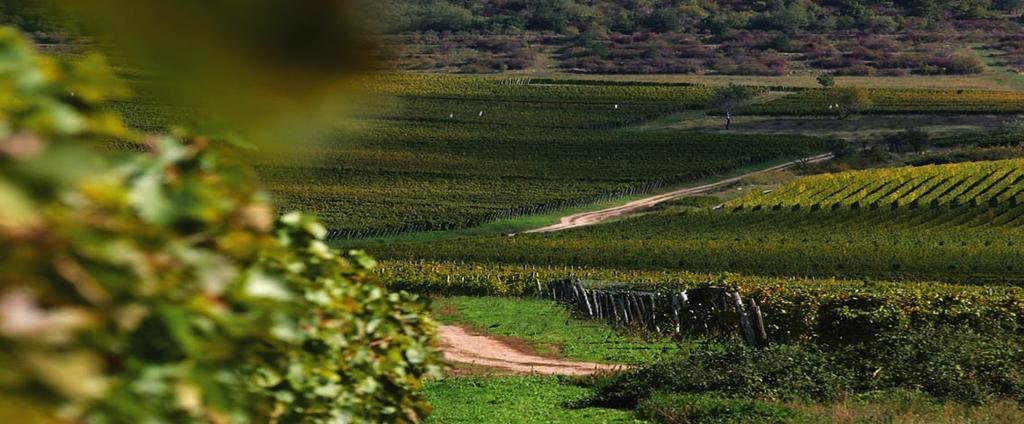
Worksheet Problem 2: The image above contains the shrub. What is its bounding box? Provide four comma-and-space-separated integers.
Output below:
856, 327, 1024, 404
636, 392, 795, 424
588, 343, 853, 407
816, 73, 835, 88
588, 327, 1024, 412
0, 27, 441, 422
947, 51, 986, 74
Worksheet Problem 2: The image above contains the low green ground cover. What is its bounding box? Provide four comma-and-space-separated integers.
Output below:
424, 376, 644, 423
433, 296, 679, 365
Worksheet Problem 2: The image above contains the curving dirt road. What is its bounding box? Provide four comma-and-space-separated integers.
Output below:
524, 152, 834, 234
438, 325, 624, 375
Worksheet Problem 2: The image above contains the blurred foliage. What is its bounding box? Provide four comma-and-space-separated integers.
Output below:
0, 27, 441, 423
51, 0, 378, 151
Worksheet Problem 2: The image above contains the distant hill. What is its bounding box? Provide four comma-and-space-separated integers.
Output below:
371, 0, 1024, 76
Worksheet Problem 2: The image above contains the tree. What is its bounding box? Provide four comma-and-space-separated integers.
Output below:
709, 84, 757, 129
816, 73, 836, 88
828, 86, 873, 120
947, 51, 986, 74
883, 128, 930, 152
644, 7, 682, 32
995, 0, 1024, 12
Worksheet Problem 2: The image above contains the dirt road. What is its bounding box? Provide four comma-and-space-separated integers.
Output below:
524, 152, 834, 234
438, 325, 624, 375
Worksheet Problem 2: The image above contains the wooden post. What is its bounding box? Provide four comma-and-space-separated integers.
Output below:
638, 294, 650, 330
670, 293, 682, 335
628, 294, 643, 327
732, 292, 757, 347
606, 292, 614, 325
617, 294, 629, 324
649, 294, 661, 333
581, 287, 593, 316
534, 274, 542, 299
746, 298, 769, 348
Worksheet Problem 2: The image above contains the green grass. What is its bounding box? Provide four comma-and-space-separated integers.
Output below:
973, 46, 1024, 92
424, 376, 645, 423
432, 296, 680, 365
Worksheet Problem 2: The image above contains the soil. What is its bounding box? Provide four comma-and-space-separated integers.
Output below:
437, 325, 626, 376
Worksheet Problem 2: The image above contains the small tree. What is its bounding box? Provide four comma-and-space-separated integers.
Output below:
828, 86, 872, 120
709, 84, 756, 129
884, 128, 930, 153
816, 73, 835, 88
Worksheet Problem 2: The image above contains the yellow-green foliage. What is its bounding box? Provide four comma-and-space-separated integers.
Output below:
729, 158, 1024, 210
0, 28, 441, 423
380, 260, 1024, 344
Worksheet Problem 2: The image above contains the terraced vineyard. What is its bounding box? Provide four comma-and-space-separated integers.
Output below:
730, 158, 1024, 210
375, 159, 1024, 284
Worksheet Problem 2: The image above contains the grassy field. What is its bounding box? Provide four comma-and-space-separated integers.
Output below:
426, 378, 1019, 424
433, 297, 679, 365
424, 376, 644, 423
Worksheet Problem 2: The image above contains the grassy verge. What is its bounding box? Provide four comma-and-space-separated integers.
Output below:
431, 296, 680, 365
425, 376, 645, 423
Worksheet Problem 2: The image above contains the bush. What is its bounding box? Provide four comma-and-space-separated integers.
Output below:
588, 343, 853, 407
882, 128, 931, 152
858, 327, 1024, 403
588, 326, 1024, 413
636, 392, 795, 424
947, 51, 986, 74
0, 27, 441, 422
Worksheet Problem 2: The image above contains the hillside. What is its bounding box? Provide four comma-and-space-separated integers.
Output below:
372, 0, 1024, 76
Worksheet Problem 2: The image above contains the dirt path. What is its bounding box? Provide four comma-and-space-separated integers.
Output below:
524, 153, 834, 234
438, 325, 624, 375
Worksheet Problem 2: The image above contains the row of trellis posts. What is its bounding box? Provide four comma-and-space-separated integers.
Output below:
542, 274, 769, 348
